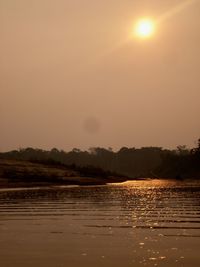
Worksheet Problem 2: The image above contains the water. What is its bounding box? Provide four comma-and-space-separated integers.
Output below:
0, 179, 200, 267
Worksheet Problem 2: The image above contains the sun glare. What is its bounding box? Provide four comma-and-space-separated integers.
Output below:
134, 18, 155, 39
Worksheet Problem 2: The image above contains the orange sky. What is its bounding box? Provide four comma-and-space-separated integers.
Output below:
0, 0, 200, 151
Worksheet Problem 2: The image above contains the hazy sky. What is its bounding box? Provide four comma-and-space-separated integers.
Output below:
1, 0, 200, 152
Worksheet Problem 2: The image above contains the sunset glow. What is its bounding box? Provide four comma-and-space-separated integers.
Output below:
1, 0, 200, 266
134, 18, 155, 39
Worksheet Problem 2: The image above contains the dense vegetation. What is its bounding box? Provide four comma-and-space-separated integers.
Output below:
0, 139, 200, 179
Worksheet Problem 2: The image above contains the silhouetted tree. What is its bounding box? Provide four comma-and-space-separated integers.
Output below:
1, 138, 200, 179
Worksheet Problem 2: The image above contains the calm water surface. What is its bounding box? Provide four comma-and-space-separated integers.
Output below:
0, 179, 200, 267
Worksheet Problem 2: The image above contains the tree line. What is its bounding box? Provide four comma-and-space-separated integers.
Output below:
0, 139, 200, 179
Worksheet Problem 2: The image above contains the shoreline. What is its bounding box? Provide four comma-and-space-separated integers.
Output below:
0, 158, 127, 189
1, 159, 198, 191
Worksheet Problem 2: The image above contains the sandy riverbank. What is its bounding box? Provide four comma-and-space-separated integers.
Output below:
0, 159, 127, 188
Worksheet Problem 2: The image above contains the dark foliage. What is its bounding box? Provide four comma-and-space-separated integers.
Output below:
0, 139, 200, 179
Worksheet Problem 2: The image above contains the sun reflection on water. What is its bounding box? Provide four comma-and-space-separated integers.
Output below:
0, 179, 200, 267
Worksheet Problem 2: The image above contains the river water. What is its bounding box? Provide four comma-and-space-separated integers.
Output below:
0, 179, 200, 267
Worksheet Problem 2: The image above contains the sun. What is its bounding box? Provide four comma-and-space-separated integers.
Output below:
134, 18, 155, 39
